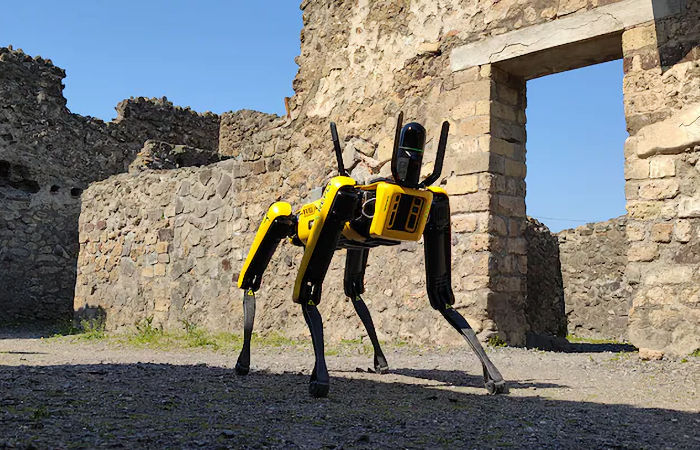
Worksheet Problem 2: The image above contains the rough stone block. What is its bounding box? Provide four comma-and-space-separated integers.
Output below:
154, 264, 166, 277
450, 101, 477, 120
650, 222, 673, 242
453, 66, 480, 84
155, 242, 170, 254
643, 265, 695, 284
626, 222, 646, 241
638, 179, 679, 200
496, 195, 525, 217
622, 24, 657, 53
638, 347, 664, 360
673, 220, 692, 242
452, 214, 478, 233
489, 137, 521, 159
624, 159, 649, 180
451, 193, 491, 213
446, 175, 478, 195
627, 103, 700, 158
454, 80, 492, 101
450, 153, 502, 175
558, 0, 587, 16
678, 197, 700, 218
649, 157, 675, 178
458, 116, 491, 136
504, 159, 526, 178
628, 242, 658, 262
507, 237, 527, 255
470, 234, 490, 252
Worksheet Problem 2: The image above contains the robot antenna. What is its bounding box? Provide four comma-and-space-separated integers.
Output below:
390, 112, 404, 182
330, 122, 348, 177
420, 120, 449, 187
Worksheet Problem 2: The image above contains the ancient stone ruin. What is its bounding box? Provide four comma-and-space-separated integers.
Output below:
1, 0, 698, 357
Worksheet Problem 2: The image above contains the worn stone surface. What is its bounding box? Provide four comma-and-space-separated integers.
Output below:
622, 0, 700, 356
557, 218, 632, 341
523, 218, 566, 344
0, 47, 220, 324
129, 140, 224, 174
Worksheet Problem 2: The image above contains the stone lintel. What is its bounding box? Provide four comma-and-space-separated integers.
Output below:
450, 0, 683, 78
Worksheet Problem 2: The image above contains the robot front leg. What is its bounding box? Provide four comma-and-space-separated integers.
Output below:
294, 184, 361, 397
236, 202, 296, 375
345, 247, 388, 373
423, 192, 508, 394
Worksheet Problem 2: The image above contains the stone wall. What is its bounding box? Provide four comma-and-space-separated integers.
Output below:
557, 217, 632, 341
0, 46, 221, 324
75, 125, 469, 346
73, 0, 698, 354
621, 2, 700, 355
524, 218, 566, 344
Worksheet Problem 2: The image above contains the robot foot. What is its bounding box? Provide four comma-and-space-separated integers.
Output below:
234, 360, 249, 376
485, 379, 509, 395
309, 380, 330, 398
374, 354, 389, 374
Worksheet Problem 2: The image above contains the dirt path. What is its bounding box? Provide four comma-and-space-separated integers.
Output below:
1, 334, 698, 449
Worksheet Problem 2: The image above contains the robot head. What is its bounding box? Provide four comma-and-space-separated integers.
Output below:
330, 113, 449, 188
392, 122, 426, 187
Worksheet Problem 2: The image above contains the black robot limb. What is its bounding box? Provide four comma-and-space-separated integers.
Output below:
423, 192, 508, 395
302, 302, 328, 398
295, 187, 362, 397
236, 205, 296, 376
344, 247, 388, 373
235, 289, 256, 375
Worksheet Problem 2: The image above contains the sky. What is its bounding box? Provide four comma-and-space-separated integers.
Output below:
0, 1, 303, 119
526, 60, 628, 231
1, 2, 627, 232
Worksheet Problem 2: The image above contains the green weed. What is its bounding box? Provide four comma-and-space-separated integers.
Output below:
128, 316, 164, 346
487, 335, 507, 348
31, 406, 49, 420
77, 318, 106, 340
566, 334, 628, 345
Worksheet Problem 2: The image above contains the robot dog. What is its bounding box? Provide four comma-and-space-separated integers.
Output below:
235, 114, 507, 397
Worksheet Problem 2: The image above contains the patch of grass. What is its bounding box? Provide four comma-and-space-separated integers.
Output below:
31, 406, 49, 420
487, 335, 507, 348
690, 348, 700, 358
326, 338, 374, 356
566, 334, 626, 345
181, 320, 219, 349
127, 317, 165, 346
50, 317, 106, 340
77, 318, 106, 340
609, 351, 634, 362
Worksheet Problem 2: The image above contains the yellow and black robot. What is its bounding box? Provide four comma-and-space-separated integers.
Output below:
236, 114, 507, 397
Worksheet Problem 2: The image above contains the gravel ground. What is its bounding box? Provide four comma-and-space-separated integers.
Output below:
1, 332, 698, 449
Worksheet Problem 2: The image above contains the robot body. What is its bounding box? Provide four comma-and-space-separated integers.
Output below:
235, 114, 507, 397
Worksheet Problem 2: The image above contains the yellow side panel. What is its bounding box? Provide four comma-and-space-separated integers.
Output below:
293, 176, 356, 303
369, 183, 433, 241
237, 202, 292, 288
296, 199, 322, 245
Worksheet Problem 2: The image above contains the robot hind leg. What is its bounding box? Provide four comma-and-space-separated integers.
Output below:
235, 202, 296, 376
345, 247, 388, 373
423, 192, 508, 395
